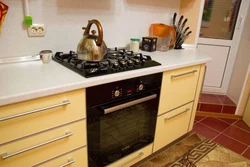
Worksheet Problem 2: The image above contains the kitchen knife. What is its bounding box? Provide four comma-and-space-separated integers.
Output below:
180, 18, 188, 33
176, 31, 192, 46
177, 15, 184, 31
173, 13, 177, 28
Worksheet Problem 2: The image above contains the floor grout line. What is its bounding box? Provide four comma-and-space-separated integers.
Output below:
241, 145, 250, 155
195, 116, 207, 123
211, 122, 234, 141
214, 117, 235, 125
232, 124, 250, 134
198, 122, 222, 133
222, 133, 249, 147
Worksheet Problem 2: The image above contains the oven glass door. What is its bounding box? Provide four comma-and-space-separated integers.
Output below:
87, 90, 160, 167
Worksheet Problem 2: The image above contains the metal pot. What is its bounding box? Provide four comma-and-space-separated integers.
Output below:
77, 19, 108, 61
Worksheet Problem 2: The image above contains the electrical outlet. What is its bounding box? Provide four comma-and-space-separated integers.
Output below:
28, 24, 45, 37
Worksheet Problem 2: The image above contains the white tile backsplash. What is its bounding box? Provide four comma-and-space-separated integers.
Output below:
0, 0, 180, 58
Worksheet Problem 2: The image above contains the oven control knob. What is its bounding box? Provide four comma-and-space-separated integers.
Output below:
138, 84, 144, 91
114, 90, 120, 97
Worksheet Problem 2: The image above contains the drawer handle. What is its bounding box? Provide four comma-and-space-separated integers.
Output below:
60, 158, 75, 167
1, 131, 73, 160
171, 70, 197, 79
165, 108, 190, 121
117, 152, 144, 167
0, 100, 70, 122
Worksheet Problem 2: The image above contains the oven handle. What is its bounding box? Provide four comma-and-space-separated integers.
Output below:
104, 94, 157, 115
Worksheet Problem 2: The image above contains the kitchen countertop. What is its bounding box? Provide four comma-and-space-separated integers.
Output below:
0, 48, 211, 106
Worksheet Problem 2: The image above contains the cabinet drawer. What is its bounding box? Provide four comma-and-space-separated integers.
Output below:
0, 120, 86, 167
153, 102, 193, 152
158, 65, 200, 115
108, 144, 153, 167
0, 89, 86, 144
35, 146, 88, 167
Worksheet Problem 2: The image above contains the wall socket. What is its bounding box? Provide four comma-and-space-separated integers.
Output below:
28, 24, 46, 37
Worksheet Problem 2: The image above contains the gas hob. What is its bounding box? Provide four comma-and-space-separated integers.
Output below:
53, 48, 161, 78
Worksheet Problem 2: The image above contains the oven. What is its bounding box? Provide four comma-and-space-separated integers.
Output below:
86, 73, 162, 167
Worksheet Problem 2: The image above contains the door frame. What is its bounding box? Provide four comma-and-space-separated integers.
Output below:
197, 0, 250, 94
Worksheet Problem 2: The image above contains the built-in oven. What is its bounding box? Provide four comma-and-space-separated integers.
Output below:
86, 73, 162, 167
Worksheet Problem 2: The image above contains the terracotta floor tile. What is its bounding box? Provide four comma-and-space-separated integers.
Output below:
234, 120, 250, 132
200, 117, 231, 132
242, 147, 250, 160
222, 106, 236, 114
193, 123, 220, 140
195, 116, 206, 122
223, 126, 250, 145
199, 104, 222, 113
199, 94, 222, 104
213, 134, 248, 155
218, 118, 238, 124
217, 95, 236, 105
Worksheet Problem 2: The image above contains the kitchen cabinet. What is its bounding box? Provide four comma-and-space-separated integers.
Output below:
158, 65, 200, 115
35, 146, 88, 167
153, 102, 193, 152
154, 64, 206, 152
0, 89, 87, 167
0, 89, 86, 145
0, 120, 86, 167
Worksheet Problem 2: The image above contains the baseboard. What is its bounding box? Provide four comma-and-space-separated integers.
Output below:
196, 111, 242, 120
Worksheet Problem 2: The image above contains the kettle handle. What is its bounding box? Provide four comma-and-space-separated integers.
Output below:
167, 26, 176, 47
83, 19, 103, 47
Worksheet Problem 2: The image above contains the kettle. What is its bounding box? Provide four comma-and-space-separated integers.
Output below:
77, 19, 108, 61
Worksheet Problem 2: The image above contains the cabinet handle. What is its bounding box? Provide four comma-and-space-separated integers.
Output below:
0, 100, 70, 122
1, 131, 73, 160
60, 158, 75, 167
171, 70, 197, 79
117, 152, 144, 167
165, 108, 190, 121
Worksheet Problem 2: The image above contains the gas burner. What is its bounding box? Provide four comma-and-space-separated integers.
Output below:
53, 48, 161, 78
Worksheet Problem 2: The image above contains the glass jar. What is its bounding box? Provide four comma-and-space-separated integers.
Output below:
130, 38, 140, 53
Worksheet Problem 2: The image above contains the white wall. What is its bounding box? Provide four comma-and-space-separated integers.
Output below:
0, 0, 180, 58
227, 6, 250, 104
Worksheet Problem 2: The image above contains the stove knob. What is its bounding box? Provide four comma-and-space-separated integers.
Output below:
114, 90, 120, 97
138, 84, 144, 91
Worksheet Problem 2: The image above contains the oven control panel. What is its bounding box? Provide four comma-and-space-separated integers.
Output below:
86, 73, 162, 107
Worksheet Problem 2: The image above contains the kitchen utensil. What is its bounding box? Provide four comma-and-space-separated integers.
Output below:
40, 50, 52, 64
175, 31, 192, 49
77, 19, 107, 61
150, 23, 176, 51
173, 13, 177, 29
176, 15, 184, 33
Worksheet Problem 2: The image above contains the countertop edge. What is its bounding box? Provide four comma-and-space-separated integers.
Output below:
0, 57, 211, 107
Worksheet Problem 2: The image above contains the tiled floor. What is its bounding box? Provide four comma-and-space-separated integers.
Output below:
198, 93, 237, 114
193, 116, 250, 160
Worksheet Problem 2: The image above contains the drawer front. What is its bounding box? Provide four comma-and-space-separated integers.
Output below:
158, 65, 200, 115
153, 102, 193, 152
108, 144, 153, 167
0, 120, 86, 167
0, 89, 86, 144
35, 146, 88, 167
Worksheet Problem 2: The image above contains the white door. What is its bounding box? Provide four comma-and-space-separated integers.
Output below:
198, 0, 250, 94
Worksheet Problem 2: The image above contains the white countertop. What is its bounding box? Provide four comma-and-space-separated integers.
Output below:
0, 48, 211, 106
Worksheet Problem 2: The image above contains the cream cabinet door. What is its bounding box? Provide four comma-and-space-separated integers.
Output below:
158, 65, 200, 115
154, 102, 193, 152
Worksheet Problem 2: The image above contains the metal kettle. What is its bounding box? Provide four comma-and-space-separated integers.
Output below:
77, 19, 107, 61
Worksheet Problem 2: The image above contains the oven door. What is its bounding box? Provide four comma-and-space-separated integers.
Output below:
87, 90, 160, 167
